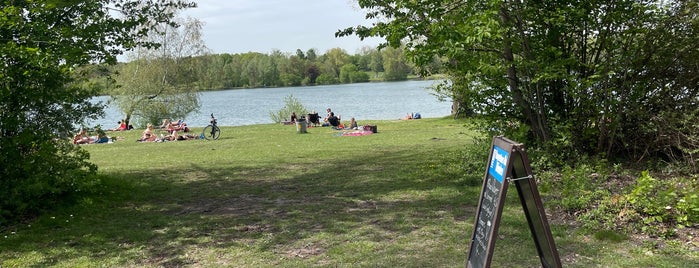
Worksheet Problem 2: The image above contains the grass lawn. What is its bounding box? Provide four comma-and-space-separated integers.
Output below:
1, 118, 698, 267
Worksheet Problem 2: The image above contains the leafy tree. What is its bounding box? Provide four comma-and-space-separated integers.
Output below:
321, 48, 351, 78
339, 0, 699, 163
316, 73, 339, 85
305, 64, 321, 84
369, 49, 384, 78
0, 0, 195, 224
110, 17, 205, 128
306, 48, 317, 62
354, 46, 375, 71
381, 46, 411, 81
296, 49, 306, 60
340, 64, 369, 83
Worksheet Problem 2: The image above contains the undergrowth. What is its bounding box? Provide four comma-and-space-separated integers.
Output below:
536, 157, 699, 244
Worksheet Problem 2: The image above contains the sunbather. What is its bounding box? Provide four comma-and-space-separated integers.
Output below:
139, 124, 157, 142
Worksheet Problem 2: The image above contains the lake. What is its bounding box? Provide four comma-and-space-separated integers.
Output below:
90, 80, 452, 128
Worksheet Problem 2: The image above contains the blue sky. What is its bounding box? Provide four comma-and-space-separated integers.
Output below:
181, 0, 384, 55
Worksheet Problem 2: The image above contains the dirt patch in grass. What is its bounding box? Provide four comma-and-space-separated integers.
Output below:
283, 244, 326, 259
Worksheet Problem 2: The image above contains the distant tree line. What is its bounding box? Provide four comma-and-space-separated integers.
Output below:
97, 46, 443, 94
77, 44, 444, 129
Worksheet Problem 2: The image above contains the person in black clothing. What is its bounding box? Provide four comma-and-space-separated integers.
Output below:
327, 112, 340, 127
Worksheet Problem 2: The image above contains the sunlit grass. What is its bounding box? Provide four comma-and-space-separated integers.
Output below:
1, 118, 697, 267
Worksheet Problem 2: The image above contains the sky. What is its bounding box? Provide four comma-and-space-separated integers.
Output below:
180, 0, 384, 55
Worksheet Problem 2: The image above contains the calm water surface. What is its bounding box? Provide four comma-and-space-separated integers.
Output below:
91, 80, 451, 128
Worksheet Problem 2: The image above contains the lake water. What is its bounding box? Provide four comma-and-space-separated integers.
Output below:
90, 80, 452, 128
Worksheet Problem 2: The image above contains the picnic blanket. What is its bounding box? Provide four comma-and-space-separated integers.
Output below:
340, 130, 374, 137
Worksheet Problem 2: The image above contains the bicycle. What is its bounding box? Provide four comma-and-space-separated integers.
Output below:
202, 113, 221, 140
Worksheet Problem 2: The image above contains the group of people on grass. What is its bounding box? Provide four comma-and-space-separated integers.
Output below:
139, 119, 198, 142
72, 118, 200, 145
289, 108, 421, 130
73, 119, 133, 144
402, 112, 421, 120
289, 108, 359, 130
72, 127, 111, 144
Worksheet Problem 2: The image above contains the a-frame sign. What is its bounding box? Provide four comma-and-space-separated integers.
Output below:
466, 136, 561, 268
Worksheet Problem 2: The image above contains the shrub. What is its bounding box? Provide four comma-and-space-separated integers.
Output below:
0, 139, 98, 226
626, 171, 699, 229
268, 94, 309, 123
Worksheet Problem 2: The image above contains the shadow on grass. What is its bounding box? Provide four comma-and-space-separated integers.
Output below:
4, 147, 482, 266
5, 145, 695, 267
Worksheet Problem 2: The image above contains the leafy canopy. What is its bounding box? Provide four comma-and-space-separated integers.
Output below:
0, 0, 195, 224
339, 0, 699, 164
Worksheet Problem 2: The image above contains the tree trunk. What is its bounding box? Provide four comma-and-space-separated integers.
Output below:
500, 6, 549, 142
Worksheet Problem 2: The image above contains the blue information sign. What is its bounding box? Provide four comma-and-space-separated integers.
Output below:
488, 145, 509, 183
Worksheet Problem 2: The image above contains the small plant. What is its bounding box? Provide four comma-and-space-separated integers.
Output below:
269, 94, 309, 123
625, 171, 699, 235
557, 164, 603, 211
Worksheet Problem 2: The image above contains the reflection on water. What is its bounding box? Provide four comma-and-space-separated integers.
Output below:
89, 80, 451, 127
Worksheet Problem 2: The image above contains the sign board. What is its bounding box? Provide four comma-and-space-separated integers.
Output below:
466, 136, 561, 268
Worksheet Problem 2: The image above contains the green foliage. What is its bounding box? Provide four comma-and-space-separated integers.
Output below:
0, 0, 195, 225
97, 45, 429, 92
457, 136, 492, 186
555, 164, 608, 212
381, 46, 411, 81
269, 94, 309, 123
0, 139, 99, 225
339, 64, 371, 83
627, 171, 699, 229
546, 165, 699, 238
109, 18, 206, 127
341, 0, 699, 164
316, 74, 339, 85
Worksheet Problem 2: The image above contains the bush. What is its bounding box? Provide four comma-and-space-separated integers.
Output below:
626, 171, 699, 229
0, 139, 98, 226
268, 94, 309, 123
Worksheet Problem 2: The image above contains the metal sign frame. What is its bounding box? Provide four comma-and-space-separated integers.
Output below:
467, 136, 561, 268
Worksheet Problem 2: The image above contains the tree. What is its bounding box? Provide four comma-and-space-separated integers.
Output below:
321, 48, 351, 78
369, 49, 384, 78
339, 0, 699, 163
381, 46, 411, 81
340, 64, 369, 83
0, 0, 195, 224
306, 48, 317, 62
305, 64, 321, 84
111, 16, 206, 127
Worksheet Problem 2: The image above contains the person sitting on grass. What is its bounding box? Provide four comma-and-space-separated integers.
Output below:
290, 112, 297, 123
73, 128, 91, 144
111, 120, 127, 131
94, 127, 110, 143
348, 117, 358, 130
139, 124, 158, 142
325, 112, 341, 128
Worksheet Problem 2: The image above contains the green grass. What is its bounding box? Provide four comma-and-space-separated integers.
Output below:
1, 118, 698, 267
